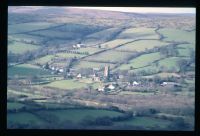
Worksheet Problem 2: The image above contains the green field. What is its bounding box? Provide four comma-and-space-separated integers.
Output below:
8, 34, 45, 44
84, 50, 132, 63
117, 27, 159, 39
8, 22, 60, 34
74, 61, 115, 69
32, 55, 54, 65
158, 28, 195, 43
74, 47, 104, 54
8, 41, 40, 54
43, 79, 88, 90
8, 64, 51, 77
177, 43, 195, 50
7, 102, 26, 110
142, 72, 181, 79
7, 112, 46, 126
115, 40, 169, 52
117, 52, 162, 70
36, 109, 124, 123
101, 39, 133, 48
115, 116, 171, 129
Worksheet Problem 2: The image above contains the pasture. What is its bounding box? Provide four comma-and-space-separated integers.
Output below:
8, 22, 60, 34
8, 41, 40, 54
158, 28, 195, 43
74, 60, 115, 69
117, 27, 159, 39
115, 40, 169, 52
100, 39, 133, 48
43, 79, 88, 90
8, 64, 51, 77
117, 52, 162, 70
84, 50, 133, 63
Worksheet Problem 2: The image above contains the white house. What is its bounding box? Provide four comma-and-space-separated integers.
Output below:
133, 81, 139, 86
59, 68, 64, 73
108, 84, 115, 90
77, 73, 82, 78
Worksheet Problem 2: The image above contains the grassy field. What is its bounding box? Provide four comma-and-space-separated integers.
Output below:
101, 39, 133, 48
8, 34, 45, 44
8, 22, 60, 34
7, 112, 46, 126
117, 27, 159, 39
74, 61, 115, 69
74, 47, 104, 54
158, 28, 195, 43
142, 72, 181, 79
115, 40, 169, 52
7, 102, 26, 110
117, 52, 162, 70
32, 55, 54, 65
115, 116, 172, 129
36, 109, 124, 123
177, 43, 195, 50
8, 41, 40, 54
43, 79, 88, 90
8, 64, 51, 77
84, 50, 132, 63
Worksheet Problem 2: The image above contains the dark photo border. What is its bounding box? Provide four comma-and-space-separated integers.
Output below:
1, 0, 199, 136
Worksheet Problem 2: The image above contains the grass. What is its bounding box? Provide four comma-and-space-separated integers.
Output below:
36, 109, 124, 123
115, 116, 171, 129
7, 112, 46, 126
84, 50, 132, 63
8, 22, 59, 34
8, 41, 40, 54
74, 47, 103, 54
7, 102, 26, 110
117, 27, 159, 39
177, 43, 195, 50
8, 34, 45, 44
56, 52, 86, 58
115, 40, 169, 52
74, 61, 115, 69
43, 79, 88, 90
177, 48, 191, 57
8, 64, 51, 77
158, 28, 195, 44
143, 72, 181, 79
117, 52, 162, 70
32, 55, 54, 65
101, 39, 133, 48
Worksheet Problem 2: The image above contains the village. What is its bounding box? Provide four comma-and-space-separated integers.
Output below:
36, 43, 182, 94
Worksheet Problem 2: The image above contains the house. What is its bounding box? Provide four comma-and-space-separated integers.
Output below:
59, 68, 64, 73
132, 81, 139, 86
108, 84, 115, 90
77, 73, 82, 78
98, 86, 105, 92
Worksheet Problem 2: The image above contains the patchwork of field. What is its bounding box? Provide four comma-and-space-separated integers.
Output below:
115, 40, 169, 52
8, 41, 40, 54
